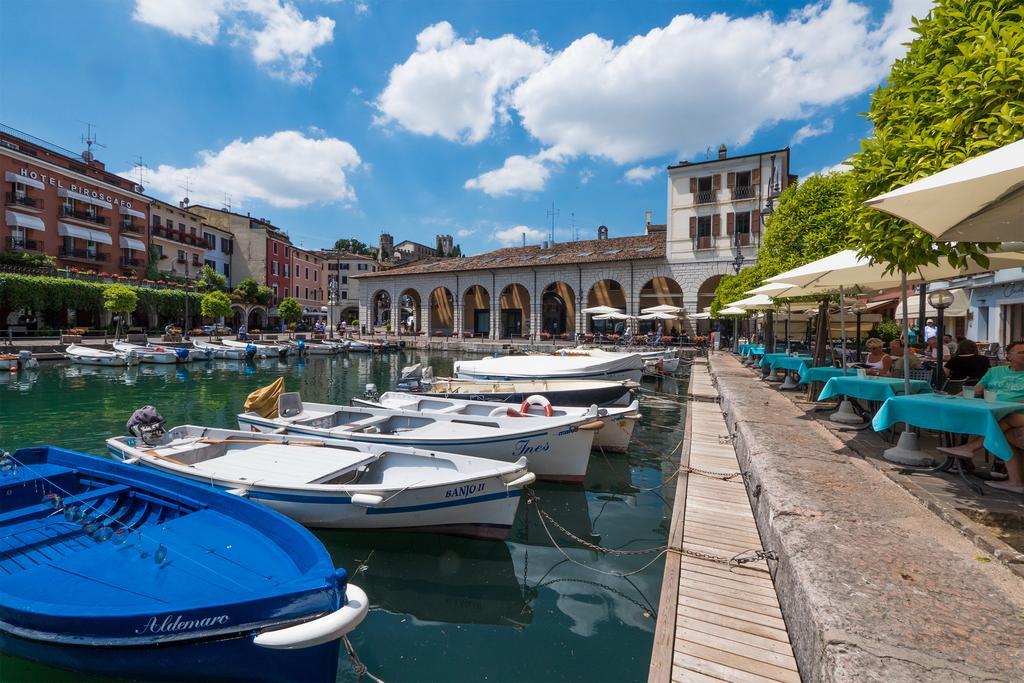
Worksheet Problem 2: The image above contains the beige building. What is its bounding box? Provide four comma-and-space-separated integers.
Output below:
290, 246, 325, 319
316, 250, 385, 325
149, 199, 205, 280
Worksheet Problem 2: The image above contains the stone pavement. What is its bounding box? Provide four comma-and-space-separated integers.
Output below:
709, 352, 1024, 682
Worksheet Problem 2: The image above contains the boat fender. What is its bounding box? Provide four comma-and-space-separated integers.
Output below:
577, 420, 606, 431
253, 584, 369, 649
246, 343, 258, 355
175, 348, 190, 361
505, 472, 537, 488
298, 339, 305, 351
351, 493, 384, 507
520, 395, 554, 417
490, 406, 520, 417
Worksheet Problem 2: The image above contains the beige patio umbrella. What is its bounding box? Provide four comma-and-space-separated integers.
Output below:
863, 138, 1024, 242
593, 312, 632, 320
637, 312, 678, 320
640, 304, 685, 314
726, 294, 776, 310
717, 306, 749, 315
582, 305, 623, 315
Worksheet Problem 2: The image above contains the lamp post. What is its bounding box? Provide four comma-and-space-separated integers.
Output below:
183, 261, 190, 339
760, 157, 776, 350
928, 290, 954, 389
851, 301, 867, 360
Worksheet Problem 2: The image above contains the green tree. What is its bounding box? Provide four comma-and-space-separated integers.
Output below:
333, 238, 369, 254
231, 278, 271, 305
103, 284, 138, 339
277, 297, 302, 326
200, 290, 232, 322
711, 172, 856, 313
848, 0, 1024, 273
194, 264, 227, 292
145, 243, 162, 280
451, 244, 463, 257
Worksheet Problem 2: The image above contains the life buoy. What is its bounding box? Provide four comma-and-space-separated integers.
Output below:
520, 394, 554, 417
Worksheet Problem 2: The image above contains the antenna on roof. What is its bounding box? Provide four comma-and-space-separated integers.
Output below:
131, 155, 148, 187
571, 211, 577, 242
179, 175, 192, 207
546, 201, 559, 244
80, 123, 105, 162
222, 193, 232, 212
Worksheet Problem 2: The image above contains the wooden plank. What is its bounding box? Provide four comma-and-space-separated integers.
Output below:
672, 652, 781, 683
675, 615, 795, 657
677, 603, 791, 643
677, 595, 788, 631
678, 568, 780, 598
674, 639, 801, 683
677, 626, 798, 670
677, 575, 783, 609
677, 585, 784, 619
670, 667, 725, 683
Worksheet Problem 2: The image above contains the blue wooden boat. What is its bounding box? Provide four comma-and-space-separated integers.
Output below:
0, 446, 368, 682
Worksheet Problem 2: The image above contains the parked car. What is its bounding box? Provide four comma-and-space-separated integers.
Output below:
200, 324, 233, 335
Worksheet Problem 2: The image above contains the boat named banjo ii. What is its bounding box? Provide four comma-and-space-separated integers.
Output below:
453, 352, 644, 383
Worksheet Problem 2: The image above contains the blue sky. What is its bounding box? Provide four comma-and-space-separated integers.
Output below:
0, 0, 932, 254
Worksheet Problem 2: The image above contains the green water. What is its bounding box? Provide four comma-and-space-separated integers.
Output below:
0, 351, 687, 683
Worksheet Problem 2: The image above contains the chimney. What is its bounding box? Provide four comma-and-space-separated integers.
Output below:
644, 210, 652, 226
718, 144, 727, 160
597, 225, 609, 240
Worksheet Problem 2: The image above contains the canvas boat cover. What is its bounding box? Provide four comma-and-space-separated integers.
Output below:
455, 353, 642, 380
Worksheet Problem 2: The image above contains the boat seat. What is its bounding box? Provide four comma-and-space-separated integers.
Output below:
329, 416, 391, 434
436, 405, 465, 414
279, 393, 304, 418
191, 444, 377, 486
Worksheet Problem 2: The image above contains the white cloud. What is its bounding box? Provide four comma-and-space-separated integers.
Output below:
456, 228, 476, 237
623, 165, 659, 184
464, 146, 567, 196
790, 118, 834, 146
378, 1, 931, 194
354, 2, 369, 15
121, 131, 361, 209
493, 225, 547, 246
133, 0, 335, 84
375, 21, 549, 143
818, 161, 853, 175
578, 168, 594, 186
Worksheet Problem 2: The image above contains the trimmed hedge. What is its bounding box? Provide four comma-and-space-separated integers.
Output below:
0, 273, 202, 316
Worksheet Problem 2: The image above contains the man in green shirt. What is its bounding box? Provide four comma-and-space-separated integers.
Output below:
939, 340, 1024, 493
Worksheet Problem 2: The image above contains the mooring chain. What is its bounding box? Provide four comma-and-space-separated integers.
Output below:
527, 493, 665, 556
680, 464, 745, 482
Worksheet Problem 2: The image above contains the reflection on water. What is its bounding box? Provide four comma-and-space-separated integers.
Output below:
0, 352, 687, 683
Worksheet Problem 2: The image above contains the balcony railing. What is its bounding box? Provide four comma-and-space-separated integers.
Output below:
59, 247, 109, 262
176, 256, 187, 264
152, 226, 203, 247
60, 206, 107, 225
5, 192, 43, 210
695, 235, 714, 250
695, 189, 717, 205
732, 185, 756, 200
120, 257, 141, 267
6, 236, 42, 252
121, 220, 144, 234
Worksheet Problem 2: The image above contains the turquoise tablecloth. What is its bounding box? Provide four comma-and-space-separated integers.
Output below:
771, 355, 815, 372
760, 352, 793, 368
739, 344, 765, 358
799, 366, 857, 385
872, 393, 1024, 461
818, 376, 933, 402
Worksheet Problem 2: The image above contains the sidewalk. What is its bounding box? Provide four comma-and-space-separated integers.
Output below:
709, 351, 1024, 682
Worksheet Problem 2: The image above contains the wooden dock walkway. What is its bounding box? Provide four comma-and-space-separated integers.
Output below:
650, 357, 800, 683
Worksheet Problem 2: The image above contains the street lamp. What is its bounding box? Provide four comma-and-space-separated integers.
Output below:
183, 260, 190, 340
851, 301, 868, 359
928, 290, 955, 389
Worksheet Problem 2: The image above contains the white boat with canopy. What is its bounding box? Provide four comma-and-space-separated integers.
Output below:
222, 338, 290, 358
355, 391, 641, 453
238, 392, 603, 482
454, 353, 644, 383
567, 346, 680, 373
193, 339, 252, 359
107, 424, 534, 539
112, 341, 182, 364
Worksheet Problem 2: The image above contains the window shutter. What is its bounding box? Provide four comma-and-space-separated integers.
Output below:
727, 172, 735, 188
751, 168, 760, 184
712, 174, 722, 191
712, 214, 721, 236
752, 210, 761, 233
726, 212, 734, 235
688, 216, 697, 238
689, 178, 697, 194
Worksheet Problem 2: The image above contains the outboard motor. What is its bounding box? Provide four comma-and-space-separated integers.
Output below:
18, 350, 38, 370
174, 347, 190, 362
245, 343, 257, 360
297, 339, 306, 354
126, 406, 166, 446
364, 383, 379, 401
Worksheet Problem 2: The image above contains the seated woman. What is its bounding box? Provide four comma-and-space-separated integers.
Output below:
944, 339, 990, 384
862, 337, 892, 376
938, 340, 1024, 493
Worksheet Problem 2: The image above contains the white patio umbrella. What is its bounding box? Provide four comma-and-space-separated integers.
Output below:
638, 312, 679, 320
641, 304, 685, 314
582, 305, 623, 315
726, 294, 776, 310
745, 281, 804, 296
863, 138, 1024, 242
593, 312, 632, 320
717, 306, 749, 315
690, 312, 711, 320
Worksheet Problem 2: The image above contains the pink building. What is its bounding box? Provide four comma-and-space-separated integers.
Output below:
291, 247, 325, 321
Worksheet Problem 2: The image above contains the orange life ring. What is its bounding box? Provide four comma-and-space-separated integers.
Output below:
520, 394, 554, 417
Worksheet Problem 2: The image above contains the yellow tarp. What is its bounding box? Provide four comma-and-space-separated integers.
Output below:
244, 377, 285, 418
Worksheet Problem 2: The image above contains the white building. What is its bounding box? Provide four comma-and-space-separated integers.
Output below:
317, 250, 386, 325
201, 222, 233, 287
960, 269, 1024, 348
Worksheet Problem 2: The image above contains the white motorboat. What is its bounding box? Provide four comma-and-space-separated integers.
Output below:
112, 340, 181, 364
238, 392, 604, 482
569, 346, 680, 374
223, 338, 290, 358
347, 339, 386, 352
355, 391, 641, 454
454, 353, 644, 383
193, 339, 253, 359
65, 344, 134, 366
291, 340, 344, 355
0, 350, 38, 372
107, 425, 535, 539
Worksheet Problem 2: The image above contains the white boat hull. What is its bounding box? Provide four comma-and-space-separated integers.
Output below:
223, 339, 289, 358
112, 341, 179, 364
65, 344, 131, 366
193, 340, 251, 359
238, 412, 596, 483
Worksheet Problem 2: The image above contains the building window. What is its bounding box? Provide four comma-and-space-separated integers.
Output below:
224, 263, 230, 278
165, 218, 172, 228
177, 249, 186, 263
341, 263, 350, 270
178, 222, 186, 231
341, 291, 348, 299
273, 242, 278, 255
154, 244, 164, 258
221, 238, 233, 255
272, 262, 278, 275
313, 270, 318, 282
205, 233, 216, 249
341, 276, 348, 285
272, 284, 278, 300
284, 264, 290, 277
305, 267, 309, 279
357, 263, 367, 271
304, 287, 309, 299
285, 247, 290, 258
205, 259, 215, 269
295, 285, 300, 297
696, 216, 713, 249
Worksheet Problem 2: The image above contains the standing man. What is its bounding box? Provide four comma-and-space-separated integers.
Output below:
924, 318, 938, 341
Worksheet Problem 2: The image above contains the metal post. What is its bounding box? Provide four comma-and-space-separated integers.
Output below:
935, 307, 945, 390
785, 303, 791, 353
855, 313, 862, 359
839, 286, 847, 370
917, 283, 927, 344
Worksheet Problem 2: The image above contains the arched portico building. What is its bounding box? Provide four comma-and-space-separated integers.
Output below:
639, 276, 685, 334
462, 285, 490, 337
499, 284, 530, 339
399, 289, 421, 333
371, 290, 391, 327
586, 279, 627, 333
429, 287, 455, 336
541, 282, 575, 338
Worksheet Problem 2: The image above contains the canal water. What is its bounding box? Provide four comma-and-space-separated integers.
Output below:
0, 350, 687, 682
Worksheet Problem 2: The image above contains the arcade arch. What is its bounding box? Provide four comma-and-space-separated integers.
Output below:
462, 285, 490, 337
399, 289, 420, 332
541, 281, 575, 337
429, 287, 455, 335
586, 279, 627, 333
499, 284, 530, 338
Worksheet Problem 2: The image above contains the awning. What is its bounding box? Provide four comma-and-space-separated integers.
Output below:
58, 222, 112, 245
5, 210, 45, 232
119, 236, 146, 252
5, 171, 45, 190
58, 188, 113, 210
119, 206, 146, 219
